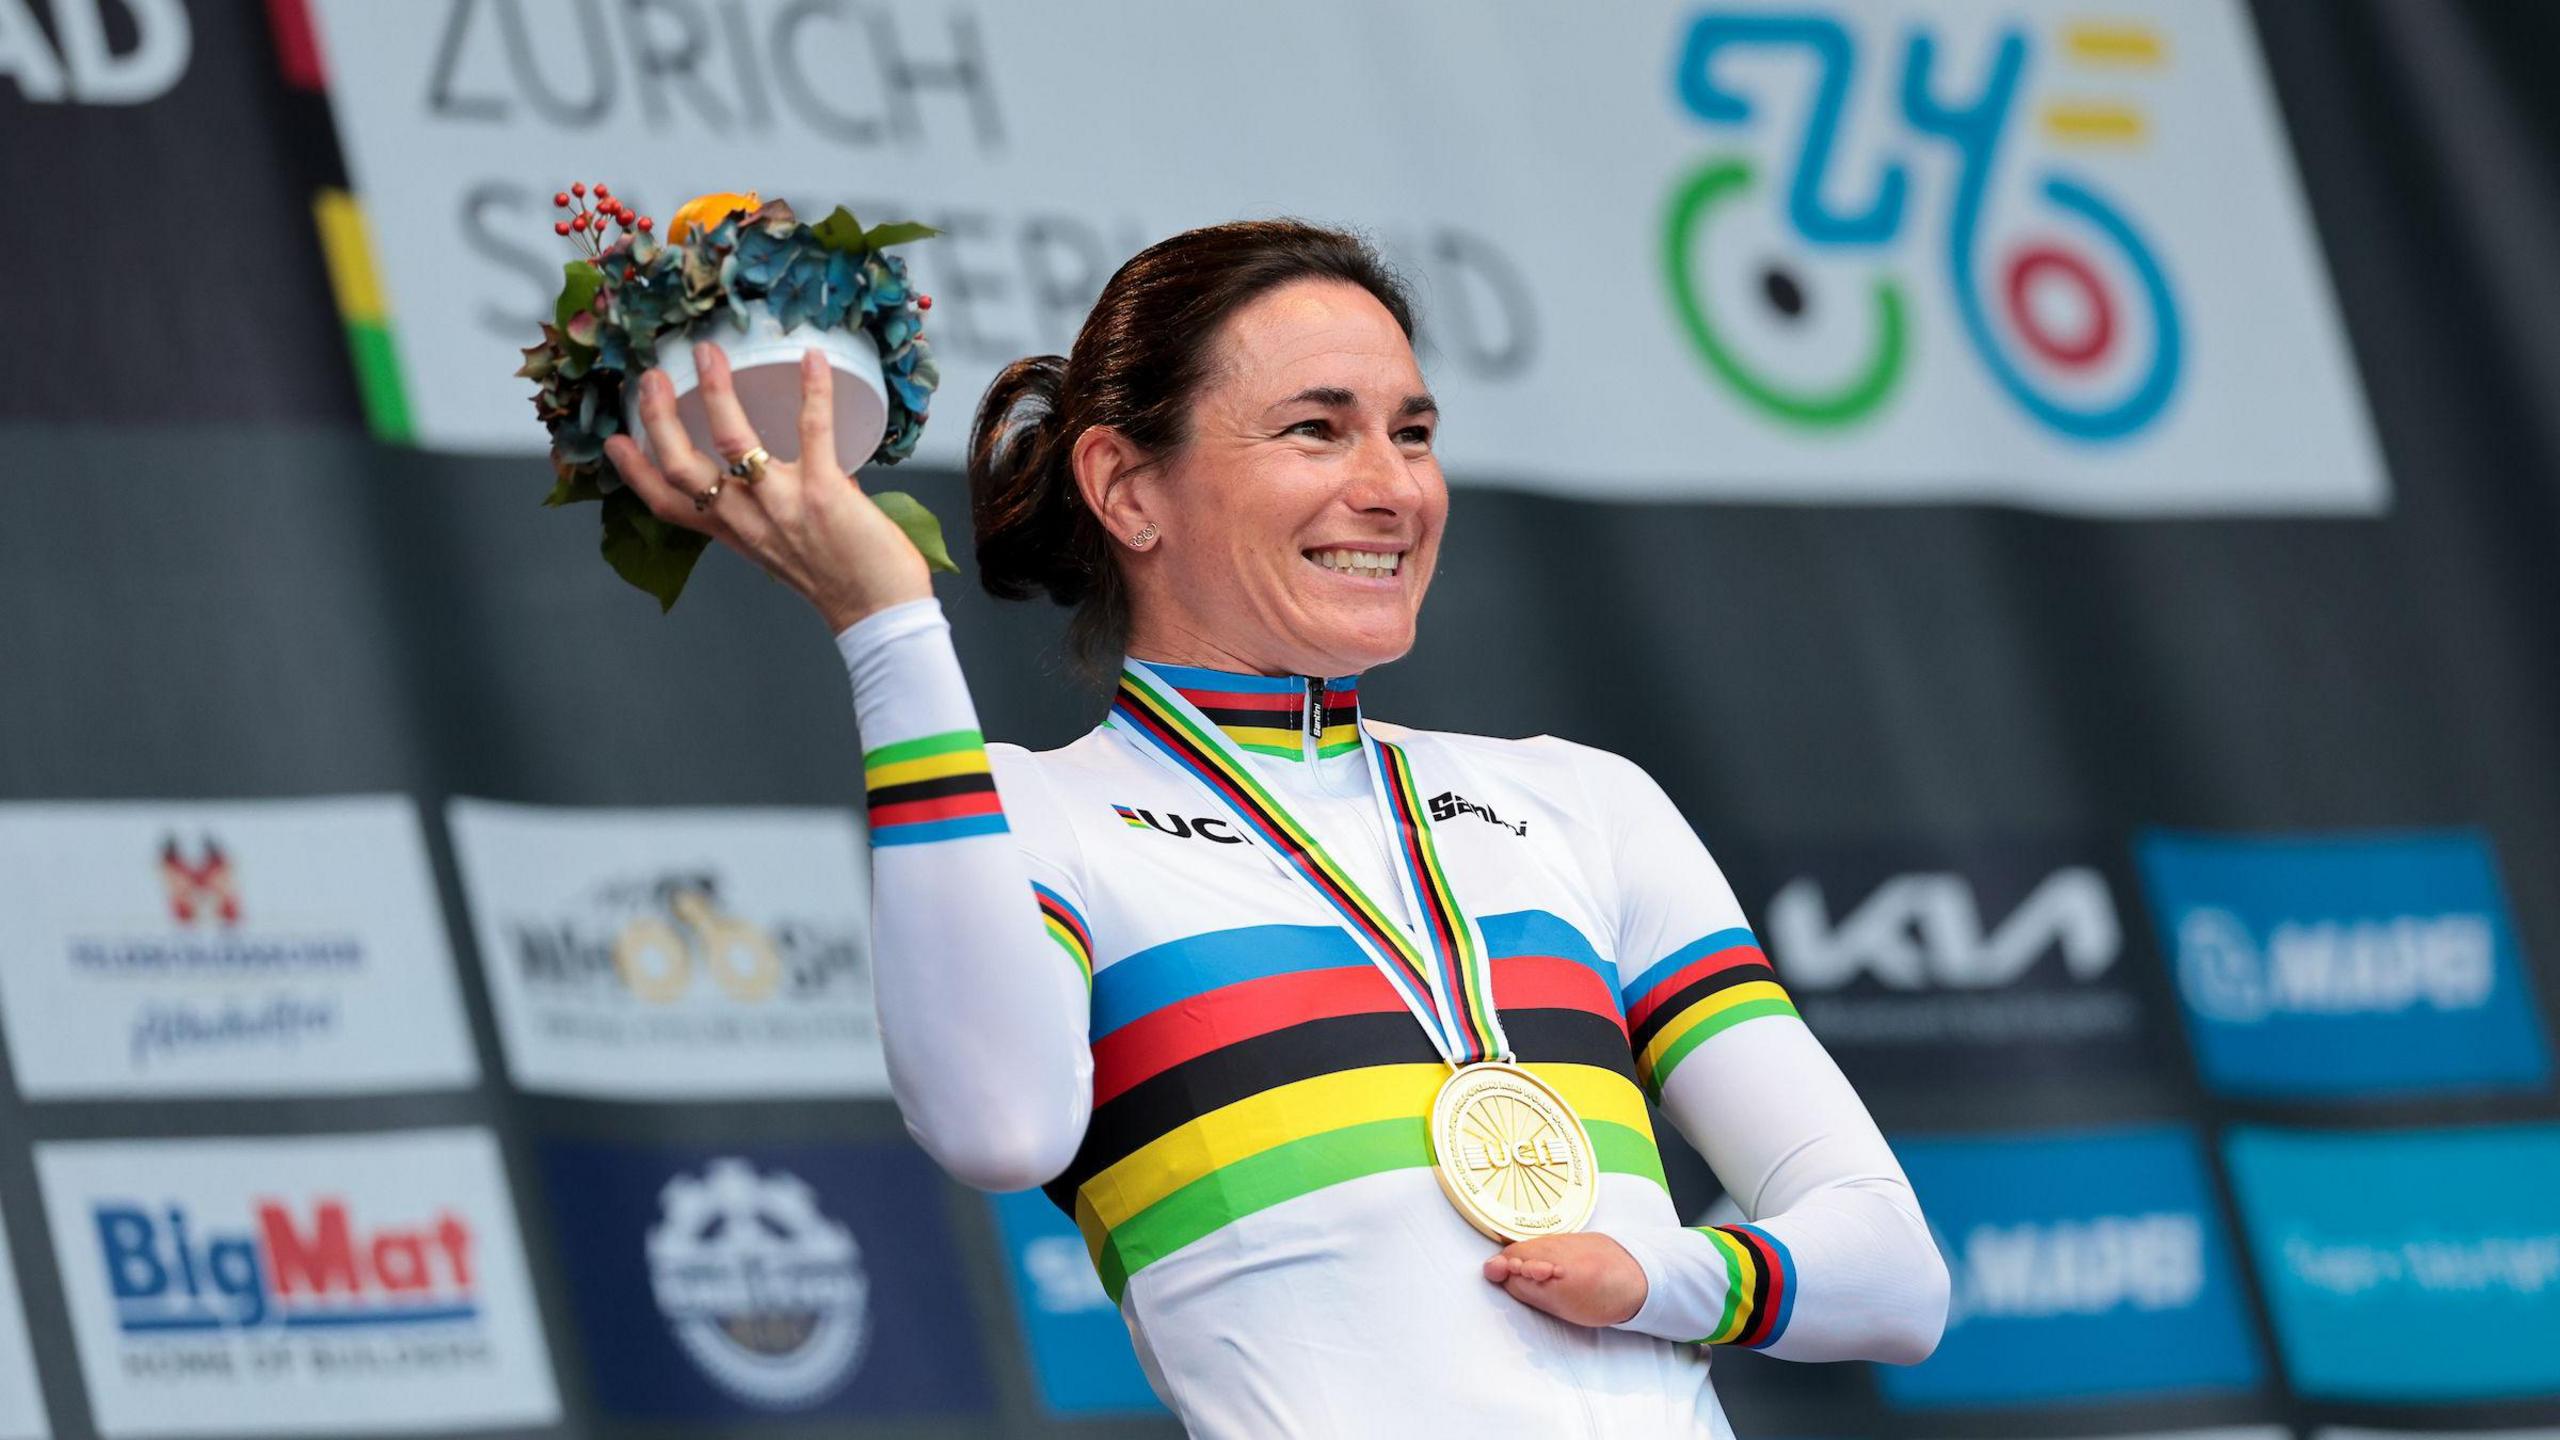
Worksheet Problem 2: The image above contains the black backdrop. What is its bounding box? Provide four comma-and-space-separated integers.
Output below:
2, 1, 2558, 1437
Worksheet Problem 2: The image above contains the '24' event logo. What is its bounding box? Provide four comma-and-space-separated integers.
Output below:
1662, 11, 2182, 442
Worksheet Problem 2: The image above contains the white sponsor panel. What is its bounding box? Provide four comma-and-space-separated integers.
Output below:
0, 1200, 50, 1440
34, 1130, 558, 1438
0, 798, 478, 1098
307, 0, 2382, 515
446, 799, 880, 1098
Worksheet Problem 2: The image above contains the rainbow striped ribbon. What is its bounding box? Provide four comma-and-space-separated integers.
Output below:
1109, 662, 1507, 1065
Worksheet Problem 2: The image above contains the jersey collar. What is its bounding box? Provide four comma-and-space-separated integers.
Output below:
1120, 656, 1362, 764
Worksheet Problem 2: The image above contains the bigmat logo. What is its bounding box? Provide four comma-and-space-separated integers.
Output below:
2137, 829, 2551, 1098
1884, 1126, 2260, 1407
0, 799, 478, 1098
2227, 1126, 2560, 1401
539, 1137, 991, 1421
448, 800, 884, 1099
986, 1189, 1164, 1417
1740, 842, 2168, 1087
0, 1200, 48, 1440
35, 1131, 557, 1438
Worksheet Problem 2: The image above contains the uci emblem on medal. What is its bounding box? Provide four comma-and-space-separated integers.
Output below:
1429, 1062, 1598, 1242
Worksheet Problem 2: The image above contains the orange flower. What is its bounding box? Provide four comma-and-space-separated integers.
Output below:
665, 190, 761, 243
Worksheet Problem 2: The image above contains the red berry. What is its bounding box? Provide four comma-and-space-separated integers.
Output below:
637, 216, 654, 232
571, 213, 590, 231
623, 266, 637, 281
916, 294, 933, 310
553, 220, 571, 236
571, 182, 586, 197
594, 183, 611, 199
553, 191, 570, 208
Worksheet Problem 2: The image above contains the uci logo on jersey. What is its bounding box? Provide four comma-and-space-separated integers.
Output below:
1111, 805, 1245, 846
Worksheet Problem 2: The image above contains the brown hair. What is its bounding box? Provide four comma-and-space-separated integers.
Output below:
967, 219, 1416, 671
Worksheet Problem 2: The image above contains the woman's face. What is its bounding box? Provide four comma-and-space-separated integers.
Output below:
1114, 277, 1447, 678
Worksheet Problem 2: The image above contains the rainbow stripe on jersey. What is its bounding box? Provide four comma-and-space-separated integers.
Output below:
1622, 929, 1796, 1097
1697, 1222, 1797, 1348
1045, 909, 1664, 1300
1132, 660, 1360, 760
864, 728, 1006, 846
1033, 880, 1093, 987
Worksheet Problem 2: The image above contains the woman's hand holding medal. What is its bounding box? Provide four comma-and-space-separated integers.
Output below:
1483, 1233, 1650, 1327
605, 343, 933, 632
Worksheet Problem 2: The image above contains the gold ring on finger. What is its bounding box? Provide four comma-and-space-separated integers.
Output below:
693, 475, 726, 512
727, 445, 770, 483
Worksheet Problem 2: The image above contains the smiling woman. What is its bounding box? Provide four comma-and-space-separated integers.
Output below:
602, 219, 1947, 1440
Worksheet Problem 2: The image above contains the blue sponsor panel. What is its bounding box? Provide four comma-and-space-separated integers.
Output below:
2136, 829, 2550, 1098
2225, 1125, 2560, 1400
537, 1137, 991, 1420
1884, 1126, 2262, 1408
987, 1189, 1167, 1417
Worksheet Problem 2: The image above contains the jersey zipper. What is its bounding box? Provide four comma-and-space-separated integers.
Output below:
1300, 675, 1321, 764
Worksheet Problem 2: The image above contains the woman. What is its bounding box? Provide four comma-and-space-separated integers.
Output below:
602, 220, 1948, 1437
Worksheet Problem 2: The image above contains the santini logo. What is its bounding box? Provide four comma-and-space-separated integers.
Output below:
1112, 805, 1244, 845
1941, 1212, 2205, 1326
1428, 791, 1528, 836
2175, 907, 2494, 1025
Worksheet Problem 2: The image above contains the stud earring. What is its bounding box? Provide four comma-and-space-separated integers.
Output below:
1128, 523, 1160, 549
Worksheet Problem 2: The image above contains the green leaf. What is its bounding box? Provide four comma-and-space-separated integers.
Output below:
871, 490, 958, 573
598, 488, 712, 611
811, 204, 869, 253
859, 220, 942, 250
543, 468, 606, 507
553, 260, 603, 332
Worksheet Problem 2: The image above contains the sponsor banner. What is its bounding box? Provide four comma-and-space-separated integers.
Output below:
0, 798, 478, 1098
305, 0, 2383, 515
2224, 1125, 2560, 1401
33, 1129, 558, 1438
536, 1137, 991, 1419
447, 799, 881, 1099
1732, 842, 2167, 1087
1884, 1125, 2261, 1408
0, 1200, 49, 1440
2136, 829, 2551, 1098
986, 1189, 1163, 1417
2321, 1432, 2560, 1439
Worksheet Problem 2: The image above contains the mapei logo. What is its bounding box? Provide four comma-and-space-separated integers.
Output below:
1427, 791, 1528, 837
1111, 804, 1244, 845
1766, 867, 2118, 990
647, 1159, 868, 1410
158, 834, 239, 927
95, 1198, 477, 1333
1937, 1211, 2203, 1328
2173, 906, 2494, 1025
509, 872, 862, 1006
1662, 9, 2180, 441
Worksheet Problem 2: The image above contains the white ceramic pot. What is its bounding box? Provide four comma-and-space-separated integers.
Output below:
623, 303, 889, 469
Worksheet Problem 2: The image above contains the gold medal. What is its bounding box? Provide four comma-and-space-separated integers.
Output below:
1428, 1061, 1597, 1242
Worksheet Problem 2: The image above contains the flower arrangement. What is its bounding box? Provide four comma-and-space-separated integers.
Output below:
516, 182, 956, 609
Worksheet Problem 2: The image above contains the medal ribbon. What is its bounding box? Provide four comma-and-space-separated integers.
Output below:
1109, 661, 1509, 1066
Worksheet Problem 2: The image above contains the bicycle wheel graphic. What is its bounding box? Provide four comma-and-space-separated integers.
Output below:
1661, 158, 1908, 429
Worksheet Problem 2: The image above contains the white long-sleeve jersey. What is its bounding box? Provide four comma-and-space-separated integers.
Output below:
843, 596, 1947, 1439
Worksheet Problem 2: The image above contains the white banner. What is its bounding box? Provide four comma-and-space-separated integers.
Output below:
446, 798, 883, 1098
309, 0, 2383, 515
0, 799, 478, 1098
0, 1200, 48, 1440
34, 1130, 559, 1438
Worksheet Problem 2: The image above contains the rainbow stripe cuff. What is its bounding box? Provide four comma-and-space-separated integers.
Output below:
1033, 881, 1094, 987
1130, 660, 1361, 761
864, 728, 1007, 846
1698, 1222, 1796, 1348
1624, 929, 1796, 1097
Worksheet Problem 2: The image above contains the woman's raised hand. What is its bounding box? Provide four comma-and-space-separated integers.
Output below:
602, 341, 934, 631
